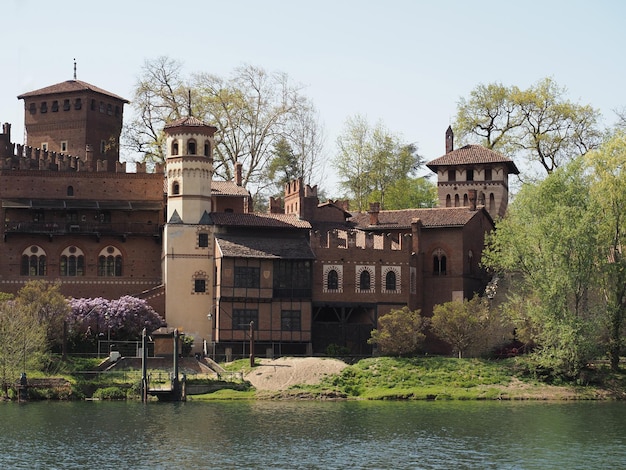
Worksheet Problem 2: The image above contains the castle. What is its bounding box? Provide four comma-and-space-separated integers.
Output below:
0, 78, 518, 357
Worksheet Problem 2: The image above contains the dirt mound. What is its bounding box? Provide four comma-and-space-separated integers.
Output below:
245, 357, 348, 391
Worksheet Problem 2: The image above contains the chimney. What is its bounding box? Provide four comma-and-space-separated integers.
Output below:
2, 123, 10, 141
468, 189, 477, 211
368, 202, 380, 225
446, 126, 454, 154
235, 161, 243, 186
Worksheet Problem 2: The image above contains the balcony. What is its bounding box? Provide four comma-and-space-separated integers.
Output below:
4, 221, 161, 238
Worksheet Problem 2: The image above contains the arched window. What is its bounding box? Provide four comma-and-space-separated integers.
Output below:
359, 270, 371, 290
454, 194, 460, 207
385, 271, 397, 291
463, 193, 469, 206
204, 141, 211, 157
60, 246, 85, 276
187, 138, 196, 155
172, 140, 179, 156
489, 193, 496, 212
67, 185, 74, 196
433, 248, 447, 276
98, 246, 123, 277
327, 269, 339, 290
446, 194, 451, 207
21, 245, 47, 276
172, 181, 180, 195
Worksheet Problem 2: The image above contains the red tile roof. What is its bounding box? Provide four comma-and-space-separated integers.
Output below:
427, 144, 519, 174
210, 212, 311, 229
211, 181, 250, 197
17, 80, 128, 103
349, 207, 489, 229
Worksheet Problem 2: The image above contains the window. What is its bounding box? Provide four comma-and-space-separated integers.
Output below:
385, 271, 397, 291
327, 269, 339, 290
61, 141, 68, 153
234, 266, 260, 288
448, 169, 456, 182
51, 100, 59, 112
446, 194, 451, 207
21, 246, 47, 276
98, 246, 123, 277
359, 270, 371, 290
198, 233, 209, 248
233, 309, 258, 330
115, 106, 120, 117
433, 248, 447, 275
187, 139, 196, 155
60, 246, 85, 276
90, 99, 96, 111
172, 140, 179, 155
172, 181, 180, 195
454, 194, 460, 207
107, 103, 113, 115
489, 193, 496, 212
63, 99, 71, 111
484, 168, 492, 181
273, 260, 312, 298
41, 143, 48, 151
75, 98, 82, 110
204, 141, 210, 157
67, 185, 74, 196
40, 102, 47, 113
100, 140, 106, 154
29, 103, 36, 114
281, 310, 301, 331
466, 169, 474, 181
99, 101, 105, 113
194, 279, 206, 293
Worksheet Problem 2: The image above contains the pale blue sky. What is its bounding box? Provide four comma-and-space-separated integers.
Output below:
3, 0, 624, 194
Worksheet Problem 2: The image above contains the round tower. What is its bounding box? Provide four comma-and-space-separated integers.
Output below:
163, 116, 217, 353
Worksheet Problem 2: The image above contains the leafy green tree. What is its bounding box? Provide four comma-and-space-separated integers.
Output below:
0, 300, 47, 396
482, 159, 601, 377
15, 280, 70, 352
586, 132, 626, 370
376, 176, 438, 210
334, 115, 423, 211
455, 77, 602, 177
431, 296, 497, 358
368, 306, 427, 356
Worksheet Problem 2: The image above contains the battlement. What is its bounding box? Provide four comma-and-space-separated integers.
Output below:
0, 123, 163, 174
312, 229, 411, 251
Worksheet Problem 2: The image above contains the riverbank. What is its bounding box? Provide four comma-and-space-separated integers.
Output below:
193, 356, 626, 401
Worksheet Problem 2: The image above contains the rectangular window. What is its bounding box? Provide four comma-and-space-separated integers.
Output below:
281, 310, 301, 331
29, 103, 36, 114
273, 260, 312, 298
100, 140, 106, 154
63, 99, 71, 111
448, 169, 456, 182
198, 233, 209, 248
484, 169, 492, 181
194, 279, 206, 293
75, 98, 82, 110
51, 100, 59, 112
61, 141, 68, 153
233, 309, 258, 330
234, 266, 260, 288
41, 143, 48, 151
40, 102, 47, 113
466, 169, 474, 181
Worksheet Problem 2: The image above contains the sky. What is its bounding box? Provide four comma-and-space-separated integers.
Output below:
3, 0, 625, 195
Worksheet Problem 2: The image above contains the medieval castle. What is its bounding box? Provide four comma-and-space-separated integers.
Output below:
0, 78, 518, 357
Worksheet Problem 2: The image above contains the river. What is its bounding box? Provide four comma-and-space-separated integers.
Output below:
1, 400, 625, 469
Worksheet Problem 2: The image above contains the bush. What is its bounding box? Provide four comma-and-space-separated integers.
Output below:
92, 386, 127, 400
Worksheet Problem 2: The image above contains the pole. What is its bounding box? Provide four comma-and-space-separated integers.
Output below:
249, 321, 255, 367
141, 328, 148, 403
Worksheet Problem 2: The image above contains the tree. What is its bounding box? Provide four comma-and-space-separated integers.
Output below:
15, 280, 70, 351
0, 300, 47, 396
430, 296, 496, 359
376, 176, 437, 210
482, 158, 601, 377
123, 57, 324, 204
586, 131, 626, 370
334, 115, 423, 211
455, 78, 602, 178
368, 306, 427, 356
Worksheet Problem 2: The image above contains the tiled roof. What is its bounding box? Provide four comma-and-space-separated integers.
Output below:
210, 212, 311, 229
349, 207, 487, 229
216, 235, 315, 259
211, 181, 250, 197
164, 116, 213, 129
17, 80, 129, 103
427, 144, 519, 174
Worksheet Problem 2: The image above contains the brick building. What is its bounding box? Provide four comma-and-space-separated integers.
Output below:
0, 78, 517, 357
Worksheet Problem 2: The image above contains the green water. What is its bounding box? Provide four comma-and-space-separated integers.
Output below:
1, 400, 625, 469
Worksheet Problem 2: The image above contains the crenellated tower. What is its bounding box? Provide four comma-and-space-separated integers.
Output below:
163, 116, 217, 352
